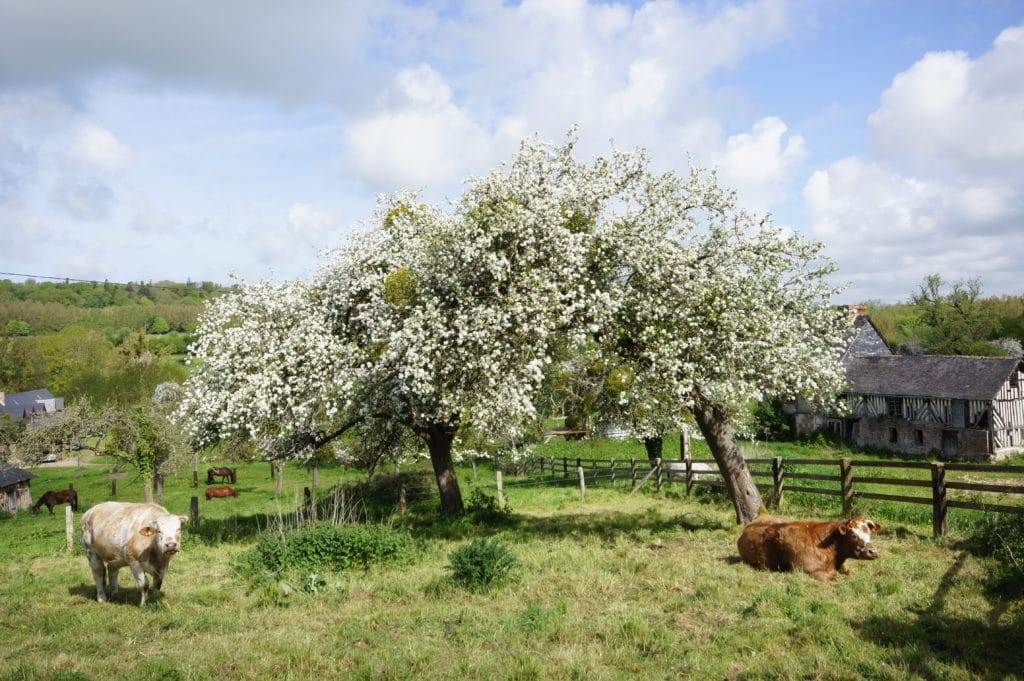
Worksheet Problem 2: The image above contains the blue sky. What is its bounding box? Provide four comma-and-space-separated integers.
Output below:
1, 0, 1022, 303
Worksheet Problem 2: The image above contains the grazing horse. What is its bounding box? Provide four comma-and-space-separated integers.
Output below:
206, 467, 234, 484
33, 488, 79, 515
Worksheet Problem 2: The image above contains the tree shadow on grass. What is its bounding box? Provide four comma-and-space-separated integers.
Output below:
854, 551, 1024, 680
67, 582, 169, 607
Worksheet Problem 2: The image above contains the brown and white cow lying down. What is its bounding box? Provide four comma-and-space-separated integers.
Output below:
738, 515, 881, 581
205, 485, 238, 500
81, 502, 188, 606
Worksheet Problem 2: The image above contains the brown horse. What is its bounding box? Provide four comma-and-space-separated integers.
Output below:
206, 467, 235, 484
32, 489, 79, 515
205, 486, 238, 500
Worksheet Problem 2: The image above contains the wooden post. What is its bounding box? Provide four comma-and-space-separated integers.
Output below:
610, 459, 616, 484
65, 506, 74, 553
471, 458, 478, 480
190, 496, 200, 532
841, 458, 853, 515
577, 466, 586, 502
496, 471, 506, 510
304, 487, 313, 521
192, 469, 198, 488
630, 458, 637, 488
591, 458, 598, 482
655, 458, 663, 492
681, 429, 691, 459
275, 461, 284, 495
398, 476, 407, 517
230, 467, 237, 484
270, 461, 275, 480
539, 457, 545, 475
685, 453, 693, 495
771, 456, 784, 509
110, 477, 117, 497
563, 457, 568, 479
931, 462, 948, 538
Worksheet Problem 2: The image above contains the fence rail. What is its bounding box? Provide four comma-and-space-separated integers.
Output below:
513, 455, 1024, 536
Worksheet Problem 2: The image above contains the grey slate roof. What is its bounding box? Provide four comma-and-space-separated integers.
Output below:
845, 355, 1023, 401
0, 461, 36, 488
0, 389, 63, 421
844, 316, 893, 358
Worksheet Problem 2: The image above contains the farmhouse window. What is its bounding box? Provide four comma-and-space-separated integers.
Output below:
885, 397, 903, 418
889, 428, 898, 444
915, 430, 924, 446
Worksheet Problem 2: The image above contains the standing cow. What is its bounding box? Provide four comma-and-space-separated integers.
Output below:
738, 515, 881, 581
81, 502, 188, 606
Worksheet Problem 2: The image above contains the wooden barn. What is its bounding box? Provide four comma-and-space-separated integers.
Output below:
830, 355, 1024, 459
0, 461, 36, 513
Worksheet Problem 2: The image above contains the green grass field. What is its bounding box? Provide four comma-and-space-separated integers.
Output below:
2, 444, 1023, 680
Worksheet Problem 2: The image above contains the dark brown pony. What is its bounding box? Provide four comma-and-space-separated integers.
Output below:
205, 486, 239, 500
32, 489, 79, 515
206, 467, 235, 484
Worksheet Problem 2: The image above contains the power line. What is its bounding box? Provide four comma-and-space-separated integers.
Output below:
0, 271, 231, 292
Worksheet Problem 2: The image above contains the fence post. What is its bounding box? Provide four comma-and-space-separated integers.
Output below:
841, 458, 854, 515
539, 457, 545, 475
685, 453, 693, 495
681, 428, 691, 459
630, 458, 637, 488
610, 459, 616, 485
190, 496, 200, 532
398, 476, 407, 517
304, 487, 313, 521
563, 457, 568, 479
110, 477, 116, 497
592, 458, 598, 482
771, 456, 784, 509
65, 506, 74, 553
192, 469, 198, 488
496, 470, 506, 510
931, 462, 948, 538
656, 458, 663, 492
577, 466, 586, 502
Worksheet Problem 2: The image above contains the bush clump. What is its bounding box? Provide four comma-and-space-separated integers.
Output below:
965, 514, 1024, 598
241, 522, 417, 577
447, 537, 520, 591
466, 488, 515, 525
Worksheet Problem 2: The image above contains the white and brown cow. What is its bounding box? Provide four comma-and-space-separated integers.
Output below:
738, 514, 881, 581
81, 502, 188, 606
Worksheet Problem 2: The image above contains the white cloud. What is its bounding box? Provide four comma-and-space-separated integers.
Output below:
343, 64, 493, 192
249, 202, 337, 266
69, 124, 133, 173
132, 198, 179, 233
804, 157, 1020, 302
713, 117, 807, 215
868, 24, 1024, 177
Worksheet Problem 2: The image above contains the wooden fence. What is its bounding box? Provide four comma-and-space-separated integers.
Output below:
515, 455, 1024, 537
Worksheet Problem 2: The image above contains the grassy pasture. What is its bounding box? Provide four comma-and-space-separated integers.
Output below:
2, 446, 1023, 680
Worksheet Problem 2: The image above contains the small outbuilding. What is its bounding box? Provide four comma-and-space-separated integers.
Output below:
0, 461, 37, 513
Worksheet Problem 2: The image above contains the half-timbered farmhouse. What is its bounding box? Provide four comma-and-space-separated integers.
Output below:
784, 306, 1024, 459
833, 355, 1024, 459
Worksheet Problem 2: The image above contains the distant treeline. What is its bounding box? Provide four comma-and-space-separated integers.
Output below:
0, 279, 230, 338
0, 278, 224, 307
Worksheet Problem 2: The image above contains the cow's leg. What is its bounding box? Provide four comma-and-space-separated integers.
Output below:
87, 552, 108, 602
108, 565, 121, 596
130, 563, 150, 606
153, 569, 164, 592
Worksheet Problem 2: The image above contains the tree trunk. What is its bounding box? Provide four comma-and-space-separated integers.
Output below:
643, 436, 663, 462
154, 473, 164, 504
142, 477, 154, 504
421, 423, 464, 516
691, 393, 762, 525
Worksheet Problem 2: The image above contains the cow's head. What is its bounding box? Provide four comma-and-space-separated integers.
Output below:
838, 518, 881, 559
139, 514, 189, 555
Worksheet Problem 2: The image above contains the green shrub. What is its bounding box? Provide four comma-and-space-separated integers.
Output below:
965, 514, 1024, 598
240, 522, 417, 578
447, 537, 520, 591
466, 487, 514, 525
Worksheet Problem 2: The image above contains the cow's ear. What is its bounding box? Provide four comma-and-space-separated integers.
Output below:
178, 515, 189, 525
867, 520, 881, 533
838, 523, 849, 535
139, 525, 158, 537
